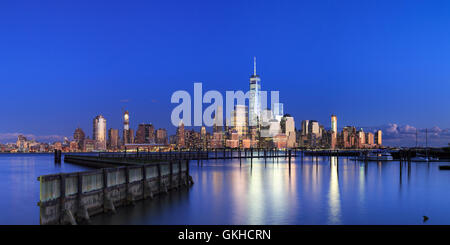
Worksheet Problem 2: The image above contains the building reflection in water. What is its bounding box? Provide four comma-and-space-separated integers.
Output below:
328, 156, 341, 224
246, 159, 266, 224
359, 162, 366, 208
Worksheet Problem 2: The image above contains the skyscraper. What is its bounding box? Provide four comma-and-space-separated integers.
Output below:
176, 121, 185, 148
331, 115, 337, 133
123, 110, 133, 145
156, 128, 168, 145
272, 103, 284, 121
358, 128, 365, 147
213, 106, 223, 133
309, 120, 320, 138
376, 130, 383, 145
93, 115, 107, 150
285, 117, 296, 148
301, 120, 310, 136
331, 115, 337, 149
232, 105, 249, 137
366, 132, 374, 145
108, 128, 119, 150
73, 128, 85, 151
249, 57, 261, 127
124, 110, 129, 130
136, 124, 155, 144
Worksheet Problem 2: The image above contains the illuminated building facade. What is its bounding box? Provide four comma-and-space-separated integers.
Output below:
136, 124, 155, 144
249, 57, 261, 128
231, 105, 248, 138
108, 128, 119, 150
93, 115, 107, 150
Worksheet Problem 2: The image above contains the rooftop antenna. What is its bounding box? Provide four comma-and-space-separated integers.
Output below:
253, 56, 256, 76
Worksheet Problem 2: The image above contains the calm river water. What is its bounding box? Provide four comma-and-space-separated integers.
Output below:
1, 153, 450, 225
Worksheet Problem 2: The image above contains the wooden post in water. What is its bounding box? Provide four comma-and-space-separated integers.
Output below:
239, 148, 242, 167
54, 149, 61, 163
264, 148, 267, 167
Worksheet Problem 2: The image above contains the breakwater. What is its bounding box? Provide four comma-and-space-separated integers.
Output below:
38, 160, 192, 225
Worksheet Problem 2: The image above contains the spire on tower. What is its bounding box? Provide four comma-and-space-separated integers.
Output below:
253, 56, 256, 76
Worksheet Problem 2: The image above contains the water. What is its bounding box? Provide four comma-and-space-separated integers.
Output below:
1, 154, 450, 225
0, 154, 92, 225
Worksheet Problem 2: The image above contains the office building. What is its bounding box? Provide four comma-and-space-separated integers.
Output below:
231, 105, 248, 137
136, 123, 155, 144
108, 128, 119, 150
93, 115, 107, 150
249, 57, 261, 127
156, 128, 168, 145
376, 130, 382, 146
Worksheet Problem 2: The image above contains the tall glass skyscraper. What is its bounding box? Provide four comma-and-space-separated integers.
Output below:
93, 115, 107, 150
249, 57, 261, 127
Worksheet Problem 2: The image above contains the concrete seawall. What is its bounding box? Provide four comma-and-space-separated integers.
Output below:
38, 160, 192, 225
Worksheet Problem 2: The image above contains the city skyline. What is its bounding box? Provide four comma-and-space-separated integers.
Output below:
1, 66, 449, 147
1, 1, 450, 146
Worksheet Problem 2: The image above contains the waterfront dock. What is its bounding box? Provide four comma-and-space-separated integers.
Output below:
38, 160, 192, 225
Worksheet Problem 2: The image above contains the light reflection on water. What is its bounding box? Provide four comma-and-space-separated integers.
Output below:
1, 154, 450, 225
328, 157, 341, 224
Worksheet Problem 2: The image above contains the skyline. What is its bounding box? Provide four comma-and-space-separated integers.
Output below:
1, 1, 450, 146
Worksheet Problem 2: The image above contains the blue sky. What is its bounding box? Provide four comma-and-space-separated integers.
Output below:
1, 0, 450, 146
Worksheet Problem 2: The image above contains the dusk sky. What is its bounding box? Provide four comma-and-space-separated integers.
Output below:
1, 0, 450, 146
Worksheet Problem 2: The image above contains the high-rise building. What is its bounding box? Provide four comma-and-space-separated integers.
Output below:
73, 128, 85, 151
176, 121, 185, 148
357, 129, 365, 147
366, 132, 374, 145
232, 105, 248, 137
376, 130, 382, 145
93, 115, 107, 150
308, 120, 320, 147
272, 103, 284, 121
123, 111, 133, 145
331, 115, 337, 133
213, 106, 223, 133
123, 110, 130, 130
249, 57, 261, 127
156, 128, 168, 145
108, 128, 119, 150
309, 120, 320, 138
301, 120, 310, 136
201, 126, 207, 138
269, 119, 281, 137
285, 117, 296, 148
331, 115, 338, 149
136, 124, 155, 144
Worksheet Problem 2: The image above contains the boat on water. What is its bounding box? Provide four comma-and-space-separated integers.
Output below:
356, 152, 394, 161
410, 129, 439, 162
410, 153, 439, 162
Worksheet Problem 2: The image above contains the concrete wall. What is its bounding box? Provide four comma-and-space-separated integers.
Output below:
38, 160, 191, 225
